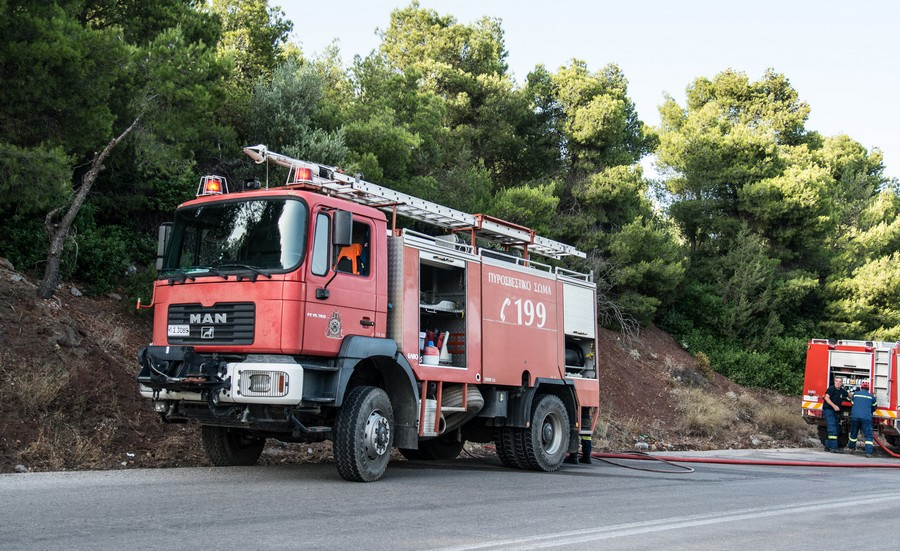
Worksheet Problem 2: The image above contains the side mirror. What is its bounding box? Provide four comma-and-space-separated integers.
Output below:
333, 209, 352, 247
156, 222, 172, 271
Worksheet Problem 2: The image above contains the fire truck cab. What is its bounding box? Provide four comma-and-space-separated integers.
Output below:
137, 146, 600, 481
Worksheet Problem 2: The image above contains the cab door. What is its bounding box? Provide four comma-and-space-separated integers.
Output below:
302, 208, 377, 355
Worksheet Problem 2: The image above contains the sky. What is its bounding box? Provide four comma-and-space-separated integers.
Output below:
279, 0, 900, 181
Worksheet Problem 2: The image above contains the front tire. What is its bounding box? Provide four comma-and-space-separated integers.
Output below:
334, 386, 394, 482
201, 426, 265, 466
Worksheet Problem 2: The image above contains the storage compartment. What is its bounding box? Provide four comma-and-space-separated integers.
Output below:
419, 252, 466, 368
564, 336, 596, 378
829, 350, 872, 390
562, 282, 595, 338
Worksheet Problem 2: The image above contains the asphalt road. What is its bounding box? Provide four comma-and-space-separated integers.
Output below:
2, 448, 898, 551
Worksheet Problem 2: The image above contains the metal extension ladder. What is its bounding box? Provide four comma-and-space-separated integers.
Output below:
242, 145, 585, 260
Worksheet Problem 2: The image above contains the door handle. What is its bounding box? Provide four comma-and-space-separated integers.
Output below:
360, 318, 375, 327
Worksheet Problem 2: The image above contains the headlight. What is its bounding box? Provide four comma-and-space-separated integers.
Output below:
239, 370, 288, 397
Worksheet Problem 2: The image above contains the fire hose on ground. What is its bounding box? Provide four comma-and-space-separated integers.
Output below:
473, 439, 900, 472
589, 435, 900, 472
475, 434, 900, 472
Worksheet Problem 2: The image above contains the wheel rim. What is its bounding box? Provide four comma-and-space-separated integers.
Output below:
363, 409, 391, 460
541, 412, 564, 455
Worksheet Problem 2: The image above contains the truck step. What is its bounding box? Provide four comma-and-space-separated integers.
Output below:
440, 406, 466, 413
301, 364, 339, 372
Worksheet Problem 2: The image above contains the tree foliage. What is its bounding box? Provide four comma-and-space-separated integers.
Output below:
1, 2, 897, 391
656, 68, 893, 392
0, 0, 229, 295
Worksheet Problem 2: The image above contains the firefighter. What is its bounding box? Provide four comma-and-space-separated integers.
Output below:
847, 381, 877, 457
823, 376, 848, 453
564, 410, 593, 464
578, 434, 593, 464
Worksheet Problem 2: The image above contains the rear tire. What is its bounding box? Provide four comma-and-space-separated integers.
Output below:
201, 426, 265, 466
399, 447, 425, 460
421, 432, 465, 460
817, 425, 828, 447
333, 386, 394, 482
401, 432, 464, 461
838, 425, 849, 449
496, 427, 522, 468
519, 394, 569, 472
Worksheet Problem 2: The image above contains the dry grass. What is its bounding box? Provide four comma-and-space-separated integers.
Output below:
97, 324, 128, 355
664, 356, 710, 388
733, 392, 762, 422
262, 441, 334, 464
756, 401, 810, 440
0, 353, 70, 415
672, 387, 735, 437
16, 415, 117, 470
594, 412, 660, 450
78, 315, 130, 356
693, 352, 716, 380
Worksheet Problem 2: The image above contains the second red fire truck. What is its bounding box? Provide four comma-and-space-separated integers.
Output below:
801, 338, 900, 450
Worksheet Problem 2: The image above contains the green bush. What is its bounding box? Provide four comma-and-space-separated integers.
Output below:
668, 327, 805, 394
1, 217, 50, 275
50, 205, 155, 294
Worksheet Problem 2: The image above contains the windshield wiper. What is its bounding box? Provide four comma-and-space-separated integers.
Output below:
215, 263, 273, 281
166, 267, 231, 284
166, 271, 197, 285
197, 267, 229, 280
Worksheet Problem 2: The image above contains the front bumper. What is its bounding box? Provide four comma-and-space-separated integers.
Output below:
137, 346, 304, 405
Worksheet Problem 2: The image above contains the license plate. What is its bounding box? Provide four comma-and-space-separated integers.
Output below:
168, 324, 190, 336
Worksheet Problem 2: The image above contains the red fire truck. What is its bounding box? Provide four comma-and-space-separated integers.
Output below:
801, 339, 900, 449
137, 145, 599, 481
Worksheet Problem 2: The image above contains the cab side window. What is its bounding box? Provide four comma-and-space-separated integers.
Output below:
335, 220, 371, 276
311, 213, 330, 276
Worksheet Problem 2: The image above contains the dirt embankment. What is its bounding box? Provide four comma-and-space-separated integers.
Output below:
0, 257, 815, 473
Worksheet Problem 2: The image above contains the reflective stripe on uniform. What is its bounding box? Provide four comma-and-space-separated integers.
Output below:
828, 435, 837, 440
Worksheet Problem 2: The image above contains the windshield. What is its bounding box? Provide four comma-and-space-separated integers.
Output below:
161, 198, 309, 276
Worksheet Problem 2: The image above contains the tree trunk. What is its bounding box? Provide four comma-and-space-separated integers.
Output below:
37, 117, 141, 299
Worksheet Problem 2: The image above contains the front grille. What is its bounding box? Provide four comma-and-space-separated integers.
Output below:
167, 303, 255, 345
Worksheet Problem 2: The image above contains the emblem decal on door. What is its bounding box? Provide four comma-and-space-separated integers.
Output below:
326, 310, 343, 339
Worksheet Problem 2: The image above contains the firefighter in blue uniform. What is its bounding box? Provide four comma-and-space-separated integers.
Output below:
847, 380, 877, 457
823, 376, 848, 452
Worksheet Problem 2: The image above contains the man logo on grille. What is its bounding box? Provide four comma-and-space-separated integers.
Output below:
190, 313, 227, 324
201, 326, 215, 339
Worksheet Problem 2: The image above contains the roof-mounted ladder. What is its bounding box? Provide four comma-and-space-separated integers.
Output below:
243, 144, 585, 260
